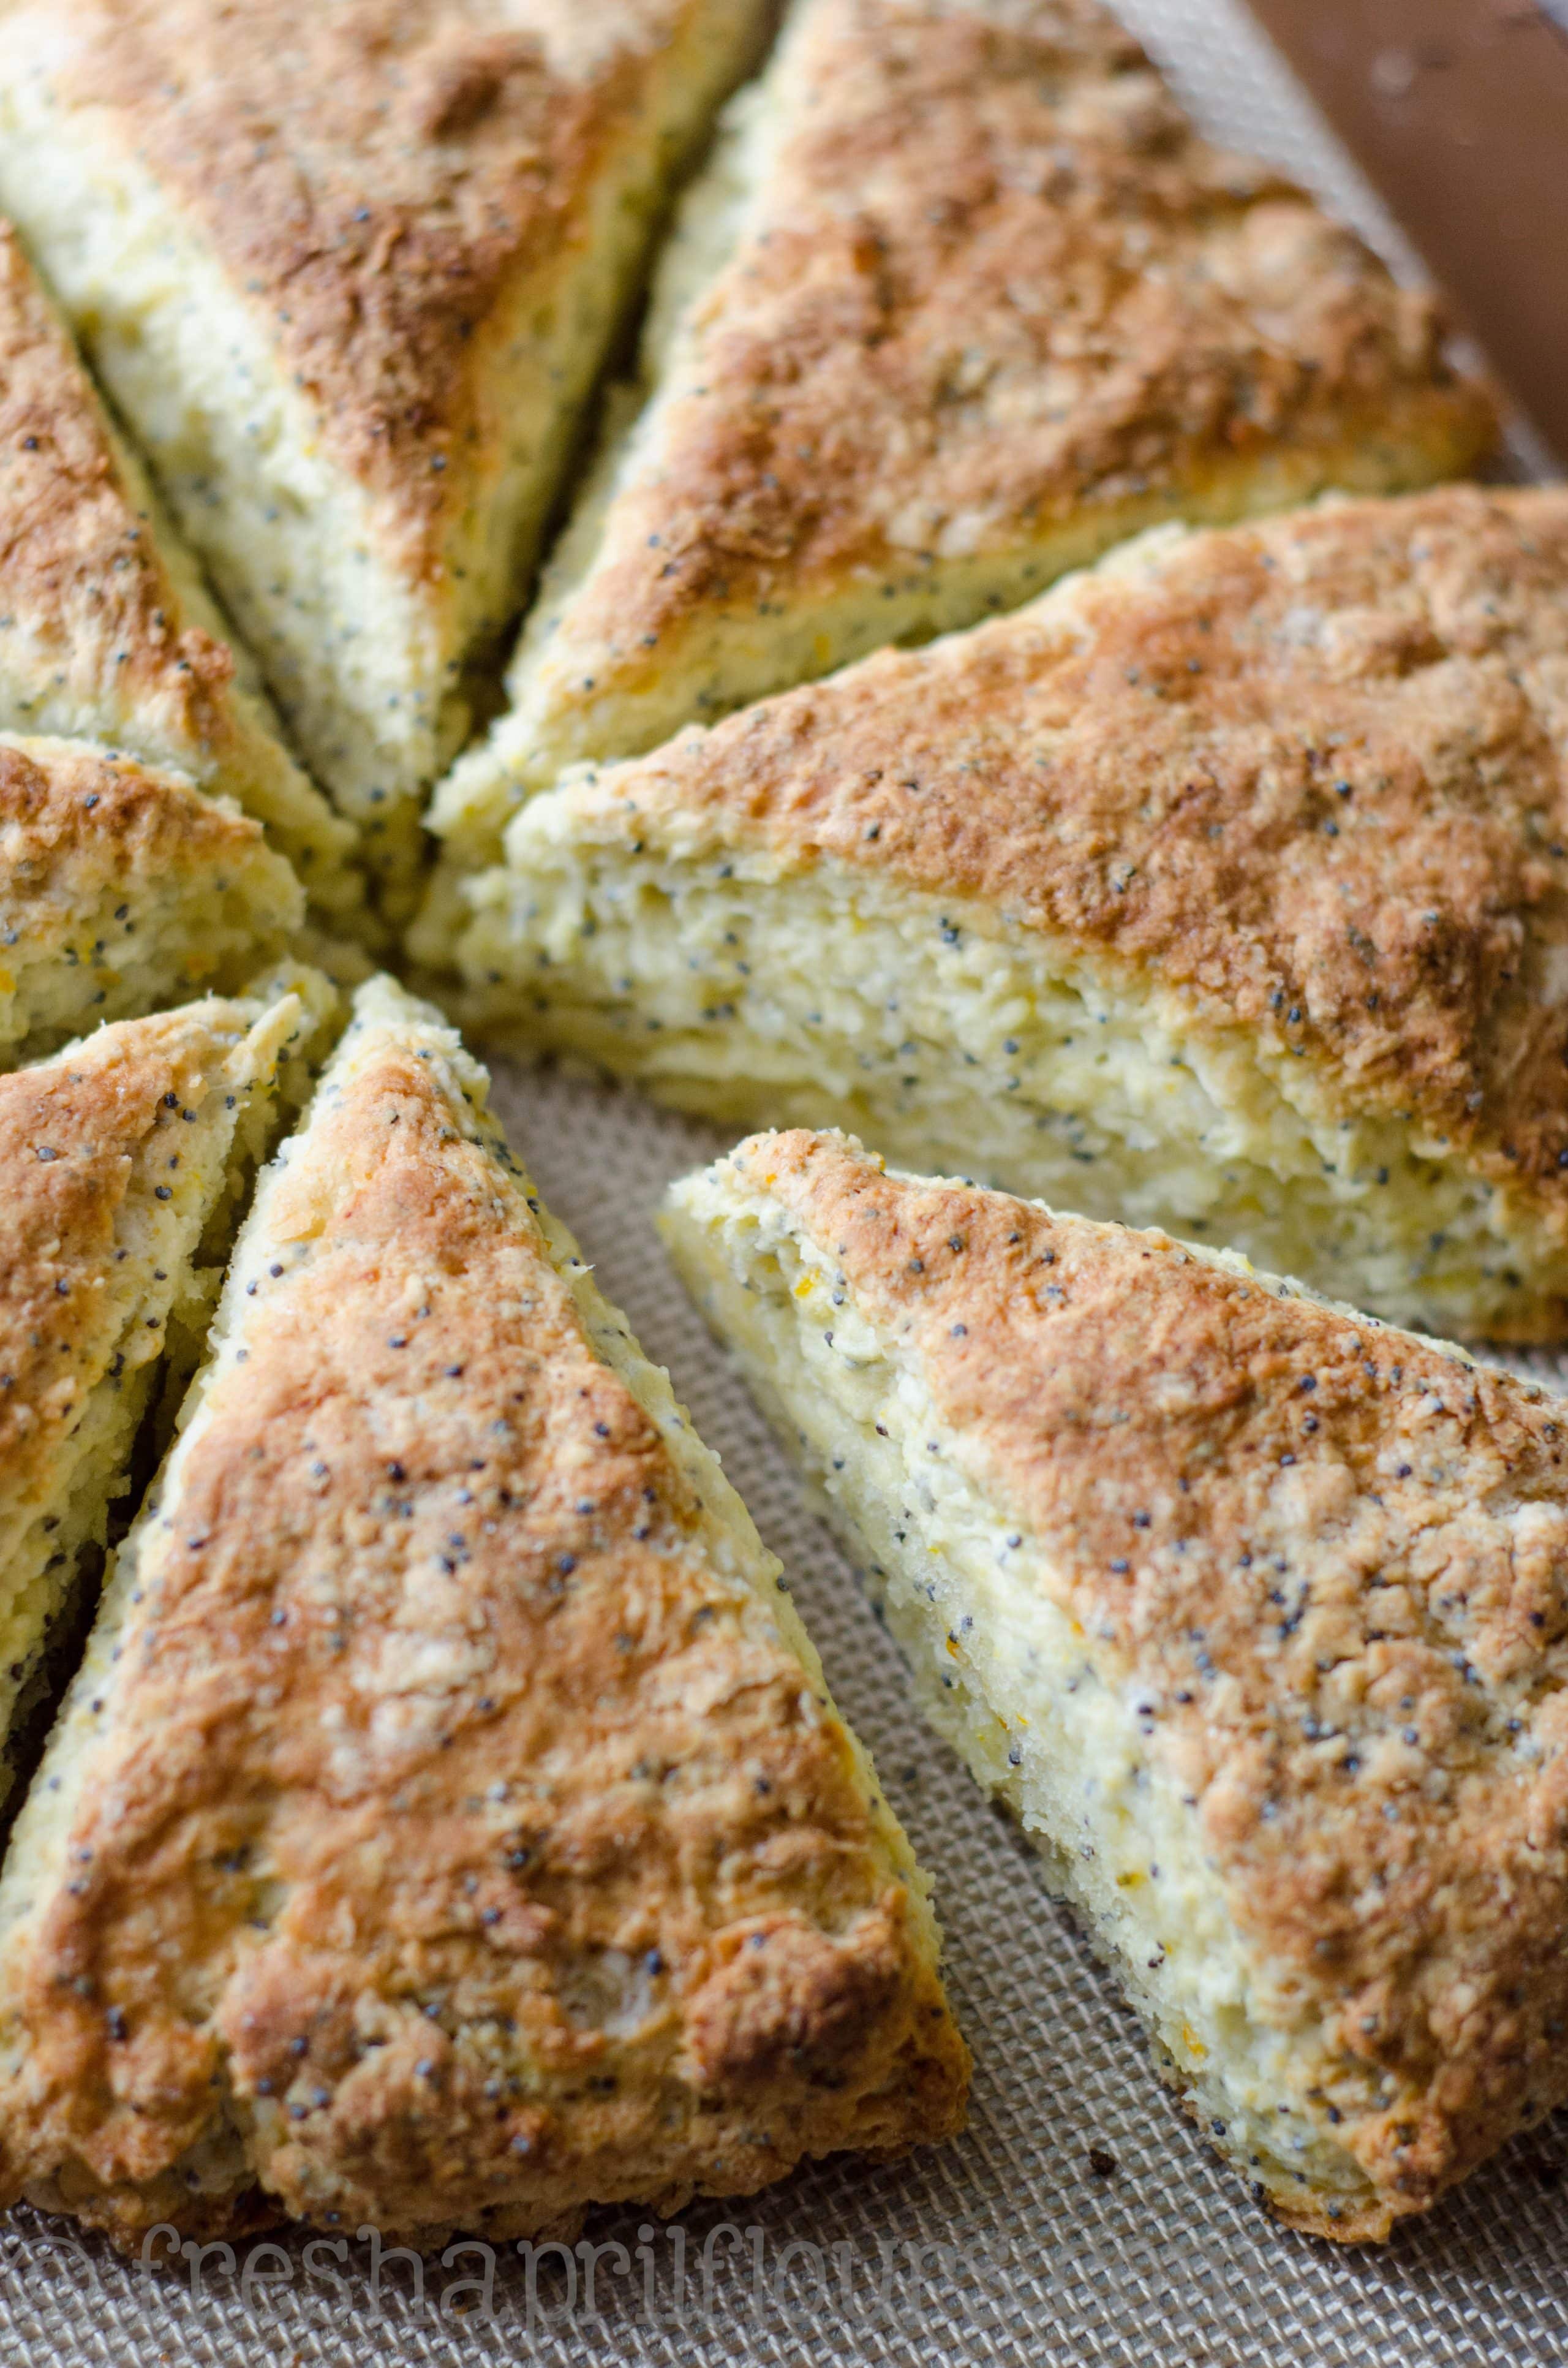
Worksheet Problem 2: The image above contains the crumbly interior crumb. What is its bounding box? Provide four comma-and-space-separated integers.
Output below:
451, 816, 1565, 1339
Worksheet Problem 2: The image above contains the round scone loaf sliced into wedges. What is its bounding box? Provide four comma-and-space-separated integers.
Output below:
0, 221, 360, 930
662, 1127, 1568, 2241
0, 1, 771, 915
0, 966, 341, 1812
0, 735, 307, 1069
0, 976, 967, 2250
420, 0, 1494, 920
447, 483, 1568, 1342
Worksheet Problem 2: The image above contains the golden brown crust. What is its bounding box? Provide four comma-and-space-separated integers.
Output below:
0, 997, 266, 1508
0, 735, 292, 939
741, 1126, 1568, 2236
43, 0, 719, 573
0, 222, 258, 756
549, 0, 1494, 676
600, 485, 1568, 1230
0, 1036, 966, 2244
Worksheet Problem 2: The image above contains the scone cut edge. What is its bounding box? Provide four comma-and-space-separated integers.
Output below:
443, 485, 1568, 1342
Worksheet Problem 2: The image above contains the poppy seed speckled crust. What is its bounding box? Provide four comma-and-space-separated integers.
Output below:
663, 1127, 1568, 2241
0, 736, 305, 1067
423, 0, 1494, 898
0, 223, 358, 925
456, 484, 1568, 1341
0, 974, 334, 1812
0, 979, 966, 2250
0, 1, 770, 910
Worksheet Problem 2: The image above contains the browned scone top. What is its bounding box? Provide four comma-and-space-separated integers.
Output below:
0, 1002, 966, 2246
22, 0, 731, 575
0, 221, 259, 763
553, 0, 1494, 667
741, 1127, 1568, 2237
0, 995, 278, 1513
0, 735, 296, 925
0, 735, 268, 868
587, 485, 1568, 1236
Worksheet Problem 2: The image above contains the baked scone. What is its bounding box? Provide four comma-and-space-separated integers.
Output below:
663, 1126, 1568, 2241
447, 485, 1568, 1341
0, 969, 336, 1812
0, 975, 967, 2249
0, 2, 771, 910
421, 0, 1495, 901
0, 222, 358, 927
0, 735, 307, 1069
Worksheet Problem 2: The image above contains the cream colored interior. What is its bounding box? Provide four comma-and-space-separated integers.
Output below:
447, 797, 1563, 1339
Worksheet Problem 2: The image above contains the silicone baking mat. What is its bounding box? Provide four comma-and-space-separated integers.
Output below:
2, 4, 1564, 2359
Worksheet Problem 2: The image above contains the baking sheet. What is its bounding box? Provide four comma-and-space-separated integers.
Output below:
3, 3, 1565, 2359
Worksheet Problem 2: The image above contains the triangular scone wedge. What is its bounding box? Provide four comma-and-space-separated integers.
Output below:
423, 0, 1496, 887
0, 735, 308, 1069
663, 1127, 1568, 2241
0, 977, 966, 2249
0, 224, 359, 929
0, 5, 771, 912
443, 485, 1568, 1342
0, 968, 338, 1810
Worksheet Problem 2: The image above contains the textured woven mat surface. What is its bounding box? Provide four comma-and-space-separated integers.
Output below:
2, 4, 1565, 2359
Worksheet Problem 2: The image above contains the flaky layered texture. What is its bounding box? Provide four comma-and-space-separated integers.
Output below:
0, 221, 358, 925
0, 736, 306, 1068
0, 977, 965, 2249
424, 0, 1494, 894
0, 970, 335, 1807
446, 486, 1568, 1341
663, 1128, 1568, 2241
0, 2, 769, 911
